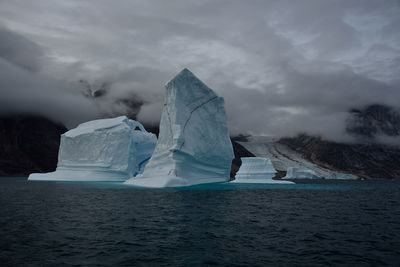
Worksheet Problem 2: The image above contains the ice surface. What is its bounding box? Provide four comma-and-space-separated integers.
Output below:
125, 69, 234, 187
64, 116, 127, 137
232, 157, 294, 184
283, 167, 321, 179
28, 116, 157, 181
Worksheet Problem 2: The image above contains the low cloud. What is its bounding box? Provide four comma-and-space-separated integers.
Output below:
0, 0, 399, 141
0, 26, 44, 72
0, 55, 99, 127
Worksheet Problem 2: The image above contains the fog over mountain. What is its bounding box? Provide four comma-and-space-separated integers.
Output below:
0, 0, 399, 142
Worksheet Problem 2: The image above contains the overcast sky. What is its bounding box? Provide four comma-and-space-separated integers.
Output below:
0, 0, 399, 140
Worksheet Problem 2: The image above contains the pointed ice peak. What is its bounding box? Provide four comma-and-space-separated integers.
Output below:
170, 68, 194, 81
179, 67, 191, 74
165, 68, 218, 99
166, 68, 199, 87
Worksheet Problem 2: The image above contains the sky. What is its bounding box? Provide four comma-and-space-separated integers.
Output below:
0, 0, 399, 141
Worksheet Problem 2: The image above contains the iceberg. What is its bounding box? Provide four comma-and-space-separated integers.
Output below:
326, 172, 358, 180
28, 116, 157, 181
125, 68, 234, 187
283, 167, 321, 179
232, 157, 294, 184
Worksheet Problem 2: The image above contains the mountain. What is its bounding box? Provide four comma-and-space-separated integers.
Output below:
237, 136, 345, 179
78, 79, 144, 120
0, 114, 67, 176
279, 134, 400, 179
5, 103, 397, 180
278, 104, 400, 179
346, 104, 400, 139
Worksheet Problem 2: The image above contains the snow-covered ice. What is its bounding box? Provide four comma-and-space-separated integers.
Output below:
232, 157, 294, 184
28, 116, 157, 181
283, 167, 321, 179
125, 69, 234, 188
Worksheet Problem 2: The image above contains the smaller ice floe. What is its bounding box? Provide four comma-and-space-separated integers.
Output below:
283, 167, 321, 179
28, 116, 157, 181
326, 172, 358, 180
232, 157, 294, 184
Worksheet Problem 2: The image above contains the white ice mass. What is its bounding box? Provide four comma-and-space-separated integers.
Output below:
28, 116, 157, 181
125, 68, 234, 187
232, 157, 294, 184
283, 167, 321, 179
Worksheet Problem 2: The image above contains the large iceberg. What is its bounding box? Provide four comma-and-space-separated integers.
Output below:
232, 157, 294, 184
283, 167, 321, 179
125, 68, 234, 187
28, 116, 157, 181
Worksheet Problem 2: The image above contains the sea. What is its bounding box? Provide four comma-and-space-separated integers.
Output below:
1, 177, 400, 266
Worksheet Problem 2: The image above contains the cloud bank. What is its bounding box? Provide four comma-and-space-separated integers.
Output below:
0, 0, 399, 140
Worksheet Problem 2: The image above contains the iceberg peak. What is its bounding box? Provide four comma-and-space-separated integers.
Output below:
169, 68, 195, 82
166, 68, 218, 99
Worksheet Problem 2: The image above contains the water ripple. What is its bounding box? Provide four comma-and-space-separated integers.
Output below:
0, 178, 400, 266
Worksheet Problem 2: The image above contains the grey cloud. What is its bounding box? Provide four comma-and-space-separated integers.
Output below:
0, 0, 399, 142
0, 56, 99, 127
0, 26, 44, 71
0, 25, 145, 128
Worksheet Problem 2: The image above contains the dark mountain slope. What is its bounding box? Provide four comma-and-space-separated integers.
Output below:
230, 140, 255, 179
279, 104, 400, 179
0, 115, 67, 176
347, 104, 400, 138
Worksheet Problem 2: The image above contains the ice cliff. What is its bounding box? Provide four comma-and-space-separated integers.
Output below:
283, 167, 321, 179
125, 68, 234, 187
232, 157, 294, 184
28, 116, 156, 181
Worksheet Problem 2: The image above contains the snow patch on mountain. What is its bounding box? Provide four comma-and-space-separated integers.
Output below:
238, 136, 357, 179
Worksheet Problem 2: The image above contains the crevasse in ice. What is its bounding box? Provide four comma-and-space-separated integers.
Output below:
28, 116, 157, 181
125, 68, 234, 187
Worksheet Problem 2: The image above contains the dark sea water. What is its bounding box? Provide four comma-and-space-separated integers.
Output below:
1, 177, 400, 266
